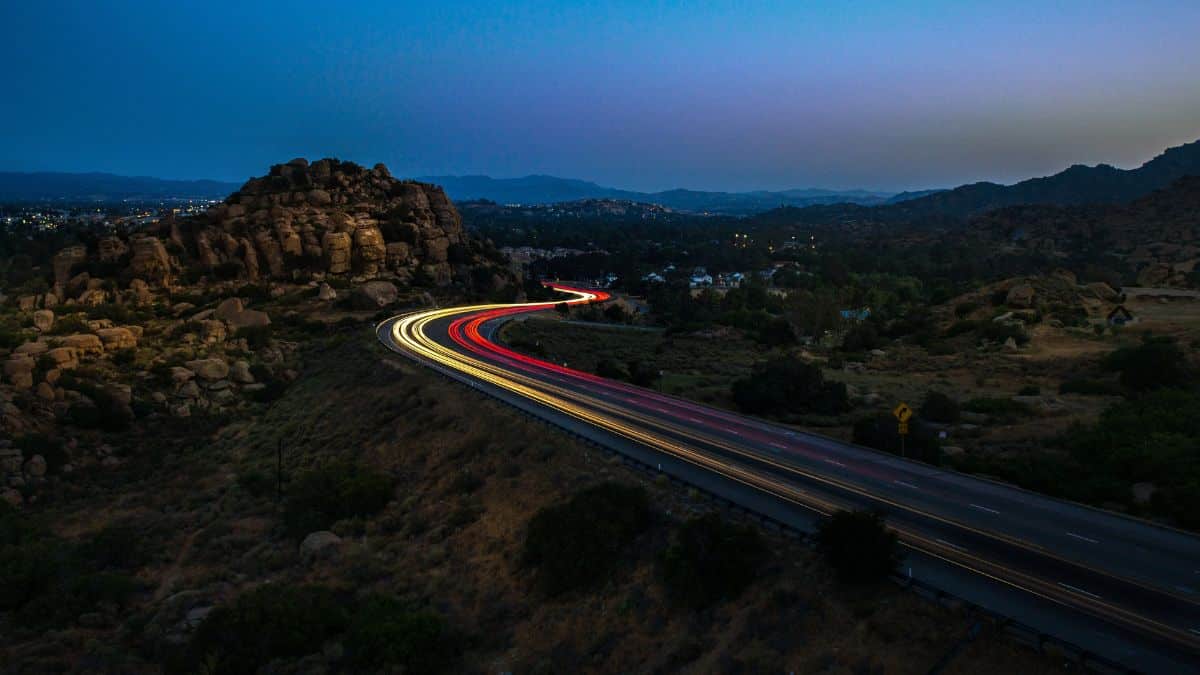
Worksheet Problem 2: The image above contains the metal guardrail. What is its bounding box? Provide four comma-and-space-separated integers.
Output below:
375, 323, 1142, 675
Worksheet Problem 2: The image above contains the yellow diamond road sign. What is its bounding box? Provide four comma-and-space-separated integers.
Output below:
892, 403, 913, 423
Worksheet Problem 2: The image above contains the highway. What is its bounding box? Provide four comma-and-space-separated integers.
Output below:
378, 284, 1200, 673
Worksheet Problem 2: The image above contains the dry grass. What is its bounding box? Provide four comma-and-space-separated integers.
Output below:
1, 329, 1065, 673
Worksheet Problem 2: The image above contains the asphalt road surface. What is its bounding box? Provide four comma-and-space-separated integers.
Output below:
378, 284, 1200, 673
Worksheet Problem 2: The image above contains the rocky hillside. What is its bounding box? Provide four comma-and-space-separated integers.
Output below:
40, 158, 508, 310
973, 176, 1200, 287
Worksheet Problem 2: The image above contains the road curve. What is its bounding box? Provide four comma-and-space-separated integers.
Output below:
378, 284, 1200, 673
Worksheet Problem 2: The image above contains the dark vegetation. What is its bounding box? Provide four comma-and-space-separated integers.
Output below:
816, 510, 902, 584
282, 460, 395, 536
658, 514, 767, 608
731, 353, 850, 417
521, 482, 652, 595
169, 585, 456, 675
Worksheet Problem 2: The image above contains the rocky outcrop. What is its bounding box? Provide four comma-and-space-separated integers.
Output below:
129, 235, 173, 286
176, 158, 475, 284
213, 298, 270, 330
354, 281, 398, 309
52, 246, 88, 290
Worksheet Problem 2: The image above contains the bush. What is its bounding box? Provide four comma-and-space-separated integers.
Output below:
173, 585, 348, 675
75, 524, 151, 571
522, 482, 651, 595
659, 513, 766, 608
344, 595, 456, 672
920, 391, 960, 424
1104, 335, 1192, 391
841, 322, 880, 352
47, 314, 92, 336
816, 510, 902, 584
237, 468, 275, 498
284, 461, 394, 536
1018, 384, 1041, 396
732, 354, 850, 417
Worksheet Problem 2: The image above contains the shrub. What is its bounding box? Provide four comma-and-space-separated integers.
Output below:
595, 358, 629, 380
731, 354, 850, 416
1018, 384, 1041, 396
659, 513, 766, 608
173, 585, 348, 675
920, 391, 960, 424
816, 510, 902, 584
75, 523, 151, 571
522, 482, 651, 595
841, 322, 880, 352
344, 595, 456, 672
47, 314, 92, 336
237, 468, 275, 498
284, 461, 394, 536
1104, 335, 1192, 391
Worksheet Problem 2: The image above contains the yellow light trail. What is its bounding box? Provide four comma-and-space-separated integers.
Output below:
381, 290, 1200, 654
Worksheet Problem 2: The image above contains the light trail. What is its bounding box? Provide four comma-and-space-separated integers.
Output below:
378, 283, 1200, 664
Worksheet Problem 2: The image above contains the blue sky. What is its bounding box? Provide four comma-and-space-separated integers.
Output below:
1, 0, 1198, 191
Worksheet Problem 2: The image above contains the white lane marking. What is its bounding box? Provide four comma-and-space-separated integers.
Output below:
823, 458, 846, 468
769, 442, 786, 449
1065, 532, 1100, 544
894, 480, 919, 490
969, 503, 1000, 515
687, 417, 703, 424
936, 538, 967, 552
1058, 583, 1102, 600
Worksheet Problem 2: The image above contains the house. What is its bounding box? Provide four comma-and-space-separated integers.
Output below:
642, 272, 665, 284
840, 308, 871, 322
1107, 305, 1136, 326
689, 274, 713, 288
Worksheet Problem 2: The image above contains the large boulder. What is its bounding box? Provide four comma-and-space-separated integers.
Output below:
1005, 284, 1037, 309
32, 310, 54, 332
58, 333, 104, 355
45, 347, 79, 370
3, 358, 35, 389
322, 232, 352, 274
316, 282, 337, 301
1087, 282, 1120, 302
96, 327, 137, 351
353, 281, 398, 309
352, 225, 387, 275
299, 531, 342, 562
213, 298, 270, 330
184, 358, 230, 382
129, 235, 173, 286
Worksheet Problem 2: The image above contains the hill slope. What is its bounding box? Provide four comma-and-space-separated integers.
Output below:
890, 139, 1200, 218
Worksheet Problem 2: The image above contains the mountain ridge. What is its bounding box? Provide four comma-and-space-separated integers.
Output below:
0, 171, 240, 201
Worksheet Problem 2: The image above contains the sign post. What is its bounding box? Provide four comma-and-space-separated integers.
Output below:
892, 403, 913, 458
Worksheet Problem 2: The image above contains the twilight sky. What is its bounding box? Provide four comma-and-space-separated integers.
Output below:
2, 1, 1198, 192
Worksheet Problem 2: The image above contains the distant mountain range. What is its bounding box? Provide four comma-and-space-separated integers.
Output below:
0, 171, 240, 202
4, 138, 1198, 217
883, 139, 1200, 219
416, 174, 895, 214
